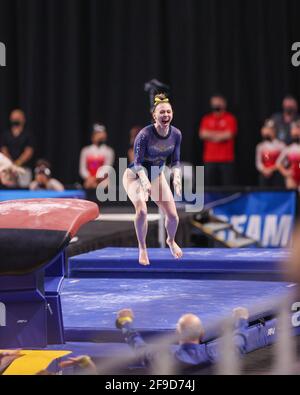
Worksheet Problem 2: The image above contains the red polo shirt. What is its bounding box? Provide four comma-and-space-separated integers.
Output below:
199, 112, 237, 162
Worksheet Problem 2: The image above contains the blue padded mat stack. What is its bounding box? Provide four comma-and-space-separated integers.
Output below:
63, 247, 294, 345
68, 247, 290, 280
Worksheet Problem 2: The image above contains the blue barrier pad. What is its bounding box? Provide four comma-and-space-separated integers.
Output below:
68, 248, 290, 278
49, 322, 300, 373
0, 190, 86, 201
61, 278, 292, 342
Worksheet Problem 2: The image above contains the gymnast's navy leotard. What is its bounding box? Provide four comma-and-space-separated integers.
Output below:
129, 124, 182, 181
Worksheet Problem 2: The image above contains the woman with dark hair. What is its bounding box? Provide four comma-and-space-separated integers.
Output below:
123, 94, 183, 266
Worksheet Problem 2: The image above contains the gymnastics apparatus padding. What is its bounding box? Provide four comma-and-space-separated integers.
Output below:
0, 199, 99, 348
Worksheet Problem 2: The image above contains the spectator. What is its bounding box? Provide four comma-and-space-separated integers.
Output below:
0, 109, 35, 187
116, 307, 249, 372
128, 126, 141, 163
199, 94, 237, 186
29, 159, 64, 191
79, 123, 115, 189
0, 152, 25, 186
277, 120, 300, 189
271, 95, 300, 145
255, 119, 286, 187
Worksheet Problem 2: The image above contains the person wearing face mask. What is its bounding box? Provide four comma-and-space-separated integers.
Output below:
199, 94, 237, 186
79, 123, 115, 189
276, 120, 300, 189
255, 119, 286, 187
271, 95, 300, 144
0, 109, 35, 187
29, 159, 64, 191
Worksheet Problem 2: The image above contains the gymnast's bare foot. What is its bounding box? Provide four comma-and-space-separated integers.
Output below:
139, 248, 150, 266
167, 239, 183, 259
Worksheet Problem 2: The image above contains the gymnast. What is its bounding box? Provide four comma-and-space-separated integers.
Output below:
123, 94, 183, 266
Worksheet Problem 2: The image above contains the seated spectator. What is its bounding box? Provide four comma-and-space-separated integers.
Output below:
115, 307, 249, 372
277, 120, 300, 189
29, 159, 64, 191
255, 119, 286, 187
199, 94, 237, 186
271, 95, 300, 145
0, 152, 25, 187
0, 109, 35, 187
79, 123, 115, 189
128, 126, 141, 163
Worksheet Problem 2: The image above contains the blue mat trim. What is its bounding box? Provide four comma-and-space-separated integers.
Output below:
68, 248, 290, 279
0, 190, 86, 201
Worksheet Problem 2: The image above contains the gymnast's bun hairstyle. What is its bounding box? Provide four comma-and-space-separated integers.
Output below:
153, 93, 171, 110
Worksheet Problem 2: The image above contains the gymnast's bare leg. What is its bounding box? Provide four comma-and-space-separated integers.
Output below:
151, 172, 183, 259
123, 168, 150, 265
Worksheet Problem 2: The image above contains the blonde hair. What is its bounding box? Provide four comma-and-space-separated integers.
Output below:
153, 93, 171, 110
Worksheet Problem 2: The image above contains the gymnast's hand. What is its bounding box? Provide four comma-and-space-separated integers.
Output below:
138, 171, 151, 195
172, 167, 182, 196
116, 308, 134, 329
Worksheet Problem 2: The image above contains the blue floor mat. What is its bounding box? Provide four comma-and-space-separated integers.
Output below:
61, 278, 290, 330
68, 248, 290, 275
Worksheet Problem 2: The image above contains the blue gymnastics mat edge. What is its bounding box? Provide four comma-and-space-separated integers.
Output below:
68, 247, 289, 278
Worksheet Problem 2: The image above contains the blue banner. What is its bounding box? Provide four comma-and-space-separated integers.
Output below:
204, 191, 297, 247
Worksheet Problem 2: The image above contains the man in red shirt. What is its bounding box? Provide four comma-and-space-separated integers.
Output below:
199, 94, 237, 186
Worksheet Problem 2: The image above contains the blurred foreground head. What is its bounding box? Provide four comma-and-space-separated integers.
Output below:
176, 314, 205, 344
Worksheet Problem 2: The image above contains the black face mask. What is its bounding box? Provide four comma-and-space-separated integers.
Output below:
292, 137, 300, 144
211, 106, 223, 113
96, 141, 105, 147
10, 120, 22, 128
263, 136, 273, 142
284, 107, 296, 116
